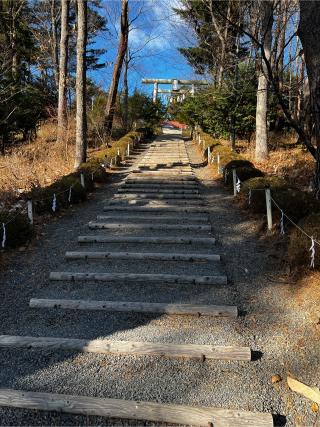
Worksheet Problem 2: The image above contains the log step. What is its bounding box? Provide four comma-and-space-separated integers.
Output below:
29, 298, 237, 317
49, 272, 228, 285
117, 188, 199, 194
123, 184, 199, 189
103, 206, 209, 213
78, 236, 216, 244
0, 335, 250, 361
113, 193, 201, 200
65, 251, 220, 262
108, 200, 207, 206
94, 214, 209, 222
0, 389, 273, 426
125, 179, 198, 185
88, 222, 211, 231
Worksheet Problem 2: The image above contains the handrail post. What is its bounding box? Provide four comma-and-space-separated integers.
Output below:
265, 187, 273, 231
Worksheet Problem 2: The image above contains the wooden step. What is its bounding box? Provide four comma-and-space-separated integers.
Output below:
117, 188, 199, 194
113, 193, 201, 199
30, 298, 237, 317
88, 222, 211, 231
108, 200, 207, 206
65, 251, 220, 262
0, 389, 273, 426
94, 214, 209, 222
103, 206, 209, 213
131, 171, 194, 176
78, 236, 216, 244
125, 179, 197, 185
96, 216, 209, 224
49, 272, 228, 285
123, 183, 199, 189
0, 335, 250, 361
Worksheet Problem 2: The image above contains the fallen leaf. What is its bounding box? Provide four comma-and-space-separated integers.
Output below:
311, 403, 319, 413
272, 374, 282, 384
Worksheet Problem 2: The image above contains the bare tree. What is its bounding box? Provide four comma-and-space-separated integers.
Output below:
57, 0, 69, 144
104, 0, 129, 140
299, 1, 320, 195
51, 0, 59, 88
74, 0, 88, 169
255, 0, 274, 162
122, 47, 129, 131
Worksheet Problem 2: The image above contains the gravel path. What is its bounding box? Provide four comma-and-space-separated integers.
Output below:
0, 131, 318, 426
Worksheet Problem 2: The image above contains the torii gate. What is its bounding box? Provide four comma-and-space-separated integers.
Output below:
141, 78, 209, 103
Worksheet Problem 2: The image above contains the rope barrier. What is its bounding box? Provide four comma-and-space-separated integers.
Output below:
0, 135, 143, 248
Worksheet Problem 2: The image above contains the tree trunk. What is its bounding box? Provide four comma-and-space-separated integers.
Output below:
123, 48, 129, 132
276, 1, 288, 91
74, 0, 87, 169
57, 0, 69, 144
105, 0, 129, 140
51, 0, 59, 89
299, 0, 320, 196
255, 0, 273, 162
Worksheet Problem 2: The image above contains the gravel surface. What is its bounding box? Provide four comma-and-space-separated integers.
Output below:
0, 131, 319, 426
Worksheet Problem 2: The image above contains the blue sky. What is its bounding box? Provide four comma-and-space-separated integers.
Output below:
88, 0, 200, 100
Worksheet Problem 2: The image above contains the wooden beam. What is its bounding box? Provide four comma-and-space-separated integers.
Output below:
117, 188, 199, 194
49, 272, 227, 285
0, 389, 274, 426
65, 251, 220, 262
126, 179, 197, 184
123, 184, 199, 189
78, 236, 216, 244
88, 222, 211, 231
29, 298, 237, 317
113, 193, 201, 199
103, 206, 209, 213
131, 171, 195, 177
0, 335, 250, 361
108, 200, 207, 206
94, 214, 209, 222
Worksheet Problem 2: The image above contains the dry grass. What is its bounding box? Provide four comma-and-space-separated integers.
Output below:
238, 133, 315, 191
0, 121, 76, 204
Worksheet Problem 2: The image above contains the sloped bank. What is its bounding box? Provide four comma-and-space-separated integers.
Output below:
195, 130, 320, 270
0, 129, 150, 250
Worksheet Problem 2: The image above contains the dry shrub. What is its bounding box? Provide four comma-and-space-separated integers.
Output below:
239, 176, 320, 222
225, 166, 264, 187
0, 211, 33, 248
0, 121, 75, 204
288, 213, 320, 268
239, 176, 287, 212
93, 130, 144, 166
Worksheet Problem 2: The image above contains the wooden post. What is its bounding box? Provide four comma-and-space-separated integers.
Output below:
127, 143, 130, 156
27, 199, 33, 225
217, 154, 220, 174
232, 168, 237, 196
80, 173, 85, 188
265, 187, 272, 230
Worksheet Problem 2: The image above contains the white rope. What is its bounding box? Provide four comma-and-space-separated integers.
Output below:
52, 193, 57, 212
68, 187, 72, 203
236, 177, 241, 193
248, 189, 252, 205
310, 237, 315, 268
1, 223, 6, 248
